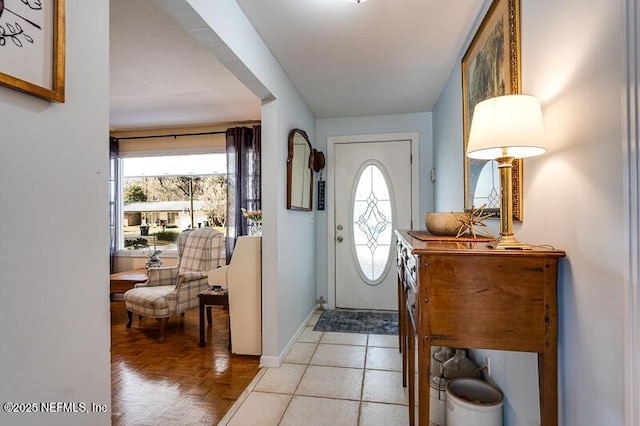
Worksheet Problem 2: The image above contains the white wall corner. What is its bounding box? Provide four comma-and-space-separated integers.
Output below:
260, 305, 318, 368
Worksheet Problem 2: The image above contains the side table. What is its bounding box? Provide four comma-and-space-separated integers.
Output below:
198, 289, 230, 349
396, 230, 565, 426
110, 268, 148, 300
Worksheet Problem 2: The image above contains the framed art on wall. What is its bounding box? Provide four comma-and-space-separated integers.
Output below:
462, 0, 521, 220
0, 0, 65, 102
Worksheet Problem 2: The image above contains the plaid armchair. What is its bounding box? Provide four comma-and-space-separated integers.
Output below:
124, 227, 226, 342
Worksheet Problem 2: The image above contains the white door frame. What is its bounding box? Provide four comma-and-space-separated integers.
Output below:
326, 133, 420, 310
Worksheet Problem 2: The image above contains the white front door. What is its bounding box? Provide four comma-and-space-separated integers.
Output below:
334, 139, 412, 310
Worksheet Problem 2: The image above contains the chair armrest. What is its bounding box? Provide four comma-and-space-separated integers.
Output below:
178, 271, 208, 283
145, 266, 178, 287
167, 276, 209, 312
208, 266, 229, 288
174, 271, 207, 292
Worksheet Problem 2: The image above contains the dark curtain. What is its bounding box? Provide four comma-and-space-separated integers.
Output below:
109, 137, 119, 273
226, 125, 261, 261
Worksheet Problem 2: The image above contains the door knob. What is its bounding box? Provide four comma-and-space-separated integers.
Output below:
337, 236, 344, 243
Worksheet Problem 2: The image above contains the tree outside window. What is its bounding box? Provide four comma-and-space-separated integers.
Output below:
120, 153, 226, 251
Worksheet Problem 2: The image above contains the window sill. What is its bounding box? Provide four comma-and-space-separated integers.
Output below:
116, 250, 178, 258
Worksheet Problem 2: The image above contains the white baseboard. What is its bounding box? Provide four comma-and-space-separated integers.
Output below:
259, 306, 319, 368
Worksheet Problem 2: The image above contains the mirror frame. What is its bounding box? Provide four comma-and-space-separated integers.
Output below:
287, 128, 313, 211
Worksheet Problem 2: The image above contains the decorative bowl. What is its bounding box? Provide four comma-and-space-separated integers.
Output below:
425, 212, 463, 236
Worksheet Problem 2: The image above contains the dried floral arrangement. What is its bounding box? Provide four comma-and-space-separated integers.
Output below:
453, 205, 495, 239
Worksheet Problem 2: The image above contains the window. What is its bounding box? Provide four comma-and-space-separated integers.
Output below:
352, 163, 393, 284
119, 153, 226, 252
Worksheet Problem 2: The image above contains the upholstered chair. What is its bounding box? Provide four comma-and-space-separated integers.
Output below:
124, 227, 226, 342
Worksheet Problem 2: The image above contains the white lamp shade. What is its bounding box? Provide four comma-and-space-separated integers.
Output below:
466, 94, 547, 160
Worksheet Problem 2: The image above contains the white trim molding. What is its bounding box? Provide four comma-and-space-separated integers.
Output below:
623, 0, 640, 424
326, 132, 420, 310
259, 305, 317, 368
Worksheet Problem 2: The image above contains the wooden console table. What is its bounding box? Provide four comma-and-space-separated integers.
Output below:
395, 230, 565, 426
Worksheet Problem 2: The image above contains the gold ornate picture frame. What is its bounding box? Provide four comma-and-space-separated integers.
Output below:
462, 0, 521, 220
0, 0, 65, 102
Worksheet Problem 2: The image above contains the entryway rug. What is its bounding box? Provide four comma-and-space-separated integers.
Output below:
313, 309, 398, 335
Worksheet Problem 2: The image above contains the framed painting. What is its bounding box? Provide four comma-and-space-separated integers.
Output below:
0, 0, 65, 102
462, 0, 521, 220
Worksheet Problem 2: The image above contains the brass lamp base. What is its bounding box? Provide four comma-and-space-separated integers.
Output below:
487, 154, 532, 250
487, 234, 532, 250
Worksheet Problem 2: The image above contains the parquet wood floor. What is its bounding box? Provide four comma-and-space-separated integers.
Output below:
110, 299, 260, 426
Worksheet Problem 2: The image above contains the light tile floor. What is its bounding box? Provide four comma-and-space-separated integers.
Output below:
219, 311, 410, 426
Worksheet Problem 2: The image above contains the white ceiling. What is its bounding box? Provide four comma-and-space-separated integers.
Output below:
109, 0, 485, 130
109, 0, 262, 130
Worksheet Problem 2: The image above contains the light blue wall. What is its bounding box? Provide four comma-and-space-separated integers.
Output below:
174, 0, 317, 363
433, 0, 626, 424
432, 61, 465, 213
315, 113, 433, 301
0, 1, 111, 424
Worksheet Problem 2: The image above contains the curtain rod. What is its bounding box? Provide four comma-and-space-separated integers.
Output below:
115, 130, 227, 141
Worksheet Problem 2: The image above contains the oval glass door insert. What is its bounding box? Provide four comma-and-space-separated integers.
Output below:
352, 163, 394, 284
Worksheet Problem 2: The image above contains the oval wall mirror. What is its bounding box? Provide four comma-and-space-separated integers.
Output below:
287, 129, 313, 211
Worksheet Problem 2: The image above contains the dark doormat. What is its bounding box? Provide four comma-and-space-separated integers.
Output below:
313, 309, 398, 335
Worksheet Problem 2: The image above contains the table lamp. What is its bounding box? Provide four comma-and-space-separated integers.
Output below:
466, 94, 547, 249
